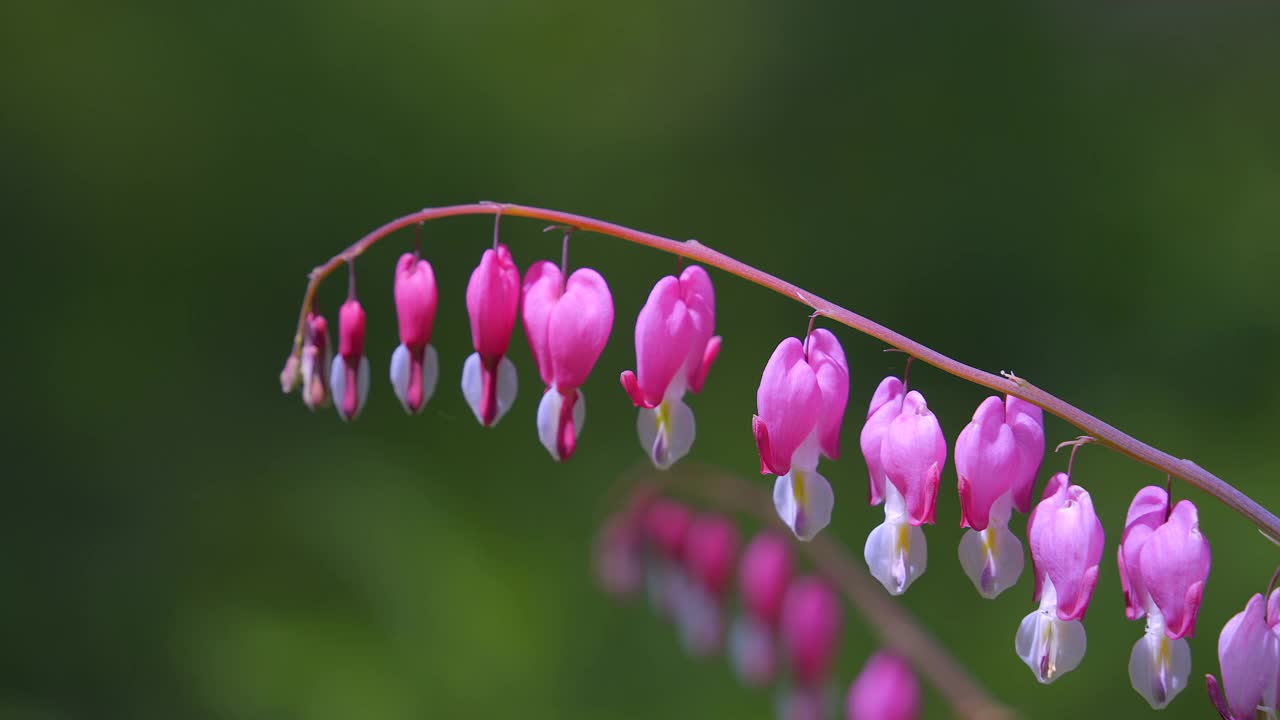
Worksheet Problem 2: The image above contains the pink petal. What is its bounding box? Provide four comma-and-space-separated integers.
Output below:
780, 576, 842, 688
755, 338, 821, 476
881, 391, 946, 526
955, 396, 1019, 531
1006, 395, 1044, 513
1217, 594, 1274, 720
738, 531, 793, 628
1118, 485, 1168, 620
1029, 478, 1104, 621
547, 268, 614, 390
859, 376, 905, 507
393, 253, 438, 351
684, 513, 740, 598
847, 652, 922, 720
466, 244, 521, 360
520, 260, 563, 387
805, 328, 849, 461
628, 275, 695, 407
1140, 500, 1211, 639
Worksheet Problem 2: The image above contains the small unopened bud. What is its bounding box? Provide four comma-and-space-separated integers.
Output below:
330, 299, 369, 421
279, 354, 300, 394
300, 313, 331, 410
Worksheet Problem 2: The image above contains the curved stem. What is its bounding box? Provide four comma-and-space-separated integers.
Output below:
626, 464, 1016, 720
281, 201, 1280, 542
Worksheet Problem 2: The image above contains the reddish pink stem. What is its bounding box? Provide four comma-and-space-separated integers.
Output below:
283, 201, 1280, 542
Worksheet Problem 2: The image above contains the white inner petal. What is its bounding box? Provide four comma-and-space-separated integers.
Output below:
535, 386, 586, 460
958, 505, 1024, 599
390, 344, 413, 413
637, 398, 697, 470
728, 614, 776, 688
1128, 610, 1190, 709
1015, 579, 1087, 684
329, 355, 348, 420
773, 469, 833, 542
864, 513, 928, 597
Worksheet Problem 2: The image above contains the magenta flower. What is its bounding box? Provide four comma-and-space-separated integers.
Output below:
678, 514, 739, 658
1206, 593, 1279, 720
620, 266, 721, 469
389, 253, 439, 415
462, 244, 521, 427
642, 498, 693, 618
1015, 472, 1104, 683
752, 329, 849, 541
521, 261, 614, 461
729, 531, 793, 687
299, 312, 330, 411
780, 576, 842, 689
846, 651, 921, 720
955, 395, 1044, 598
329, 298, 370, 422
1116, 486, 1211, 708
594, 510, 644, 599
860, 378, 946, 595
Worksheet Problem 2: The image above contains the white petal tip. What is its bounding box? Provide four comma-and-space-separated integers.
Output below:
773, 470, 833, 542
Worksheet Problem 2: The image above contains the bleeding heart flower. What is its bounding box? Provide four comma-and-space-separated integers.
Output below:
521, 261, 613, 461
861, 380, 945, 596
781, 576, 842, 690
729, 531, 793, 688
1206, 593, 1279, 720
752, 330, 849, 541
1116, 485, 1211, 709
389, 253, 440, 415
1015, 472, 1104, 684
620, 266, 721, 469
462, 244, 521, 427
330, 298, 370, 422
954, 395, 1043, 598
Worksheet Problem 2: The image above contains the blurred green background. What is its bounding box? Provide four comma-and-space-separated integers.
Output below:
4, 0, 1279, 717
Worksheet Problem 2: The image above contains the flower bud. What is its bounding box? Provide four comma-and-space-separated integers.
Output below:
462, 244, 521, 427
522, 261, 613, 461
329, 299, 369, 421
390, 253, 439, 415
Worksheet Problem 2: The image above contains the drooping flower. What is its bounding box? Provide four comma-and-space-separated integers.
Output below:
729, 531, 793, 687
620, 266, 721, 469
1205, 593, 1279, 720
1015, 472, 1104, 683
300, 312, 330, 410
1116, 486, 1211, 708
780, 576, 842, 690
462, 244, 521, 427
954, 395, 1045, 598
752, 330, 849, 541
642, 498, 693, 618
389, 253, 439, 415
595, 510, 644, 599
330, 298, 370, 422
846, 651, 921, 720
678, 513, 739, 657
521, 261, 614, 461
860, 377, 946, 595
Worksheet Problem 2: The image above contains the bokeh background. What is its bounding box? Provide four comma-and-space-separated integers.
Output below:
4, 0, 1279, 717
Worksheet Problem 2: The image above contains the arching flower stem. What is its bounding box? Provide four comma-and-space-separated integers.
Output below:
281, 201, 1280, 543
